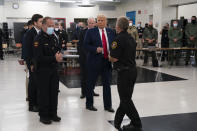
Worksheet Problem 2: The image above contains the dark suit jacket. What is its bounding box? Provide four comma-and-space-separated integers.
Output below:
24, 27, 38, 66
84, 27, 115, 70
79, 28, 88, 61
0, 29, 3, 51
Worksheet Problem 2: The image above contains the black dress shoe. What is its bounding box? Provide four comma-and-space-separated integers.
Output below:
0, 58, 4, 60
40, 117, 52, 125
142, 63, 147, 66
93, 92, 99, 97
123, 124, 142, 131
105, 108, 115, 113
29, 106, 39, 112
51, 115, 61, 122
80, 94, 85, 99
86, 106, 97, 111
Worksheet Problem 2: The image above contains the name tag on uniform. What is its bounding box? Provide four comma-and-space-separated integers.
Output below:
44, 43, 48, 46
34, 42, 39, 47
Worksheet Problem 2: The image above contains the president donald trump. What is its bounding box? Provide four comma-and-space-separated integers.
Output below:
84, 15, 115, 112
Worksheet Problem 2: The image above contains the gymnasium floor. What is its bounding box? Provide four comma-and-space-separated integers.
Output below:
0, 56, 197, 131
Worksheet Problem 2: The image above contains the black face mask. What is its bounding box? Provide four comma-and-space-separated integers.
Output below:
149, 25, 153, 29
192, 20, 196, 24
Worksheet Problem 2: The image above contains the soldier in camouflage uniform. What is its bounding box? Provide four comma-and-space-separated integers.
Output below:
127, 20, 139, 59
168, 20, 183, 66
142, 21, 158, 67
127, 20, 139, 43
185, 16, 197, 66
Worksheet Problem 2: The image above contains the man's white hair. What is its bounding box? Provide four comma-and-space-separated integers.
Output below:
87, 17, 95, 23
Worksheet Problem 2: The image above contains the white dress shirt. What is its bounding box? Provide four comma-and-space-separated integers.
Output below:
34, 26, 40, 34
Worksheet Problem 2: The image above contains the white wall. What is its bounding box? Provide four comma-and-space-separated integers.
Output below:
0, 5, 4, 23
0, 0, 177, 37
168, 0, 197, 6
178, 3, 197, 19
118, 0, 176, 44
0, 0, 176, 29
0, 0, 179, 45
118, 0, 154, 27
0, 1, 122, 28
162, 0, 177, 25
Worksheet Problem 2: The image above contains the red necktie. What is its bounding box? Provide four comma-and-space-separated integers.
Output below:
102, 29, 108, 59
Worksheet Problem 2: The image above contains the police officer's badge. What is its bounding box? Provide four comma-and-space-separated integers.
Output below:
34, 42, 39, 47
112, 41, 117, 49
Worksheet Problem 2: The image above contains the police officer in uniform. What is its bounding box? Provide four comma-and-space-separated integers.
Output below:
33, 17, 62, 124
109, 16, 142, 131
185, 16, 197, 66
168, 20, 183, 66
142, 21, 158, 67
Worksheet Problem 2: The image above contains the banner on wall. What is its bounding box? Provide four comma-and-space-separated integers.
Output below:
126, 11, 136, 25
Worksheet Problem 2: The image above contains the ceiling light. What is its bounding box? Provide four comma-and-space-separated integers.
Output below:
54, 0, 76, 3
77, 0, 95, 7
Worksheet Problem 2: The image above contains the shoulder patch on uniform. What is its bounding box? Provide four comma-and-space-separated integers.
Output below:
34, 42, 39, 47
111, 41, 118, 49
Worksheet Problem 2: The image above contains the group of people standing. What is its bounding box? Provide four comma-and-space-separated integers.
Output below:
126, 16, 197, 67
19, 13, 197, 130
5, 12, 197, 131
72, 15, 142, 131
21, 14, 68, 125
20, 14, 143, 131
126, 20, 159, 67
160, 16, 197, 66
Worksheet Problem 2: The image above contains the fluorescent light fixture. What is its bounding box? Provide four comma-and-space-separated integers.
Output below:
24, 1, 49, 5
92, 0, 120, 2
54, 0, 76, 3
77, 0, 95, 7
94, 0, 113, 1
82, 0, 90, 4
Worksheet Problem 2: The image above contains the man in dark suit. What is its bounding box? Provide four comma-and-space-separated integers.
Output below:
21, 20, 33, 60
84, 15, 115, 112
24, 14, 43, 112
0, 28, 3, 60
79, 17, 99, 99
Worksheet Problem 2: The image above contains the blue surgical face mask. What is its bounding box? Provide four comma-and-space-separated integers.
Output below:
173, 23, 178, 27
137, 24, 141, 27
47, 27, 54, 35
